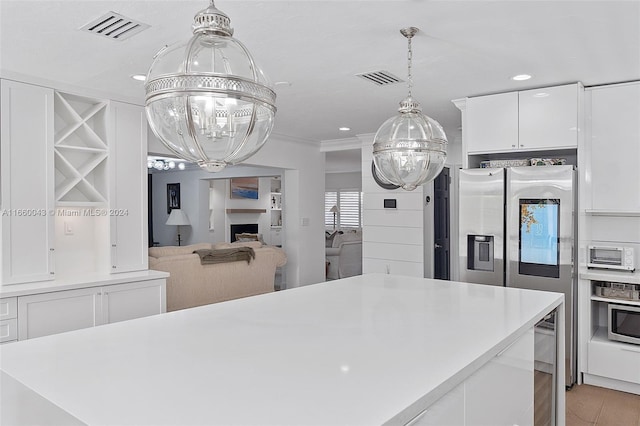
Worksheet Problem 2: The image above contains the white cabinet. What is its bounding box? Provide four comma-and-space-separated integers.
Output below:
465, 83, 580, 154
589, 82, 640, 212
17, 279, 166, 340
465, 328, 534, 426
102, 280, 165, 324
18, 287, 102, 340
466, 91, 518, 153
588, 333, 640, 385
519, 84, 579, 151
0, 297, 18, 343
109, 101, 148, 272
1, 80, 55, 285
411, 329, 535, 426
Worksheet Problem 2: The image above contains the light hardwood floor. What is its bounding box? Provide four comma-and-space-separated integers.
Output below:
566, 384, 640, 426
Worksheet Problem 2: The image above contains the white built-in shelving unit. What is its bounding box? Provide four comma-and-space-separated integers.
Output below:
53, 92, 109, 205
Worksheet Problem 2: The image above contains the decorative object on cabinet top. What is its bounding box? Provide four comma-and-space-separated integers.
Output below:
479, 158, 567, 168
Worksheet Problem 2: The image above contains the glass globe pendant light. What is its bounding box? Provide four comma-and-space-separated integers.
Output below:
372, 27, 447, 191
145, 1, 276, 172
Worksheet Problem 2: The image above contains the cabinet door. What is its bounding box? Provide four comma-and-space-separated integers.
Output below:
519, 84, 578, 150
110, 102, 148, 273
466, 92, 518, 153
102, 279, 166, 324
466, 329, 534, 426
17, 287, 102, 340
1, 80, 55, 284
590, 82, 640, 212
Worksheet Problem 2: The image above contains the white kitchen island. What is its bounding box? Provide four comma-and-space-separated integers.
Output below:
0, 274, 564, 425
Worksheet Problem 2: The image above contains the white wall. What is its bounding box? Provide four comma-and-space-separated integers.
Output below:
325, 172, 362, 191
149, 132, 326, 288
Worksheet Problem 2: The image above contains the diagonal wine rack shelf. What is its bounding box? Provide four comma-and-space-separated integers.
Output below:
54, 92, 108, 205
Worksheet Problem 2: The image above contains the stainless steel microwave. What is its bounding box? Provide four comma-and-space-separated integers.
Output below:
608, 304, 640, 345
588, 245, 635, 272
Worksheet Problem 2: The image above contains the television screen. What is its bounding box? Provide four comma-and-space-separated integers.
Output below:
519, 199, 560, 278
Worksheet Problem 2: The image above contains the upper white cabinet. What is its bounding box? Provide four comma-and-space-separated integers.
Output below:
109, 101, 148, 273
588, 81, 640, 212
519, 84, 580, 151
466, 91, 518, 153
1, 80, 55, 285
465, 83, 580, 154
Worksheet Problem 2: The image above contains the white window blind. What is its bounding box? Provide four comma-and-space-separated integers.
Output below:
325, 190, 362, 229
325, 191, 337, 228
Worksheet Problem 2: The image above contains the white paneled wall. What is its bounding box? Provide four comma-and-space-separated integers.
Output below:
360, 134, 424, 277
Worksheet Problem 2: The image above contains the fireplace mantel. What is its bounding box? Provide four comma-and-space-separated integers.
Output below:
226, 209, 267, 214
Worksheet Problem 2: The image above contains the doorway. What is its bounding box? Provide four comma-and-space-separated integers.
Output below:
434, 167, 450, 280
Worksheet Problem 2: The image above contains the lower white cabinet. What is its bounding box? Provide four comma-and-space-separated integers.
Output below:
17, 279, 165, 341
410, 329, 534, 426
0, 297, 18, 343
588, 338, 640, 385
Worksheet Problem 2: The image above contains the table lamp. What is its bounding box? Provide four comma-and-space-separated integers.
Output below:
166, 209, 191, 246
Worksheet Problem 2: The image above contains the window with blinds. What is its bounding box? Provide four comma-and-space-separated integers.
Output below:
325, 190, 362, 229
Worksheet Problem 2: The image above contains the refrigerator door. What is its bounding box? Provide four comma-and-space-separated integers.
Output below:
506, 165, 575, 385
459, 168, 505, 286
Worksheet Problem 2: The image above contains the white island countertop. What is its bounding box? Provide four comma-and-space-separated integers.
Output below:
0, 274, 563, 425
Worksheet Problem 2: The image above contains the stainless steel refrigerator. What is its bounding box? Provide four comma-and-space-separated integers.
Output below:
459, 165, 576, 388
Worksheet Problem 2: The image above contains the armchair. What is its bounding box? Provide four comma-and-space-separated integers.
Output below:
326, 229, 362, 280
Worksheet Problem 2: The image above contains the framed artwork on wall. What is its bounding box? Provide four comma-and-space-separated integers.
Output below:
167, 183, 180, 213
230, 177, 259, 199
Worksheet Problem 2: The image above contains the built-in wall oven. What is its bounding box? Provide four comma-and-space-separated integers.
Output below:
608, 304, 640, 345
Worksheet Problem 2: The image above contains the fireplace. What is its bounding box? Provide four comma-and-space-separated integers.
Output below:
230, 224, 259, 242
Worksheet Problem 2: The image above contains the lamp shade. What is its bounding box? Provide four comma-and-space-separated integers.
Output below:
166, 209, 191, 226
330, 205, 339, 213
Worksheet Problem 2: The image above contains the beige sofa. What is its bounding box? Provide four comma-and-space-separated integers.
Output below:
149, 242, 287, 312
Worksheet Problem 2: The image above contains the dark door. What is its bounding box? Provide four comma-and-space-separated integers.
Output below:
434, 167, 450, 280
148, 173, 154, 247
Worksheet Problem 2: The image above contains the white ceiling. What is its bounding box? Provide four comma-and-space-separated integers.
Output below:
1, 0, 639, 147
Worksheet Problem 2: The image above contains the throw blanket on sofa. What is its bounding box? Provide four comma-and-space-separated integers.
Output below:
193, 247, 255, 265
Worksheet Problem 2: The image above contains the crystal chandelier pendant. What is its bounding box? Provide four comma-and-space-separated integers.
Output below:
372, 27, 447, 191
145, 1, 276, 172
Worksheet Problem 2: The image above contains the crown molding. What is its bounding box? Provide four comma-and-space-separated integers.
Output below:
269, 132, 318, 146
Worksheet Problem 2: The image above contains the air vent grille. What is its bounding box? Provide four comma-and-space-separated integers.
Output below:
356, 70, 404, 86
80, 12, 150, 41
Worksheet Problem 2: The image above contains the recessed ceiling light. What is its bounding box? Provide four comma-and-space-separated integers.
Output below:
339, 127, 351, 131
274, 81, 292, 87
511, 74, 532, 81
131, 74, 147, 81
533, 92, 550, 98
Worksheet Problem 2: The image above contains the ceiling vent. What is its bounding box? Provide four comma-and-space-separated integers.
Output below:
356, 70, 404, 86
80, 12, 150, 41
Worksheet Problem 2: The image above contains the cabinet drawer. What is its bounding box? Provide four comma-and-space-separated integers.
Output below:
0, 318, 18, 343
0, 297, 17, 320
588, 340, 640, 384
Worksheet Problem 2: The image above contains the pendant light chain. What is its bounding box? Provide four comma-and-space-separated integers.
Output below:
407, 35, 413, 99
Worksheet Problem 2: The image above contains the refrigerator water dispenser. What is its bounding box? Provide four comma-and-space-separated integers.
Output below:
467, 235, 494, 271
